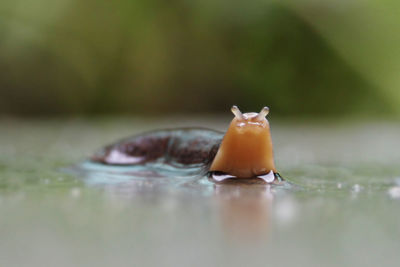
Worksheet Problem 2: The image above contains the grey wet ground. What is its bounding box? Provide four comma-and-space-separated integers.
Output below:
1, 117, 400, 267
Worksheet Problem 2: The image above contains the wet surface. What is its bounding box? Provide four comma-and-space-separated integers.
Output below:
1, 117, 400, 267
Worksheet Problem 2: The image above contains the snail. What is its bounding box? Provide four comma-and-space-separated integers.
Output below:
91, 106, 283, 183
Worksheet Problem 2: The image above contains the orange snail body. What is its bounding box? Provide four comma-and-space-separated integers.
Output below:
210, 106, 277, 178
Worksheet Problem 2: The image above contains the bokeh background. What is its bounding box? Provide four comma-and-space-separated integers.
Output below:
2, 2, 400, 266
1, 0, 400, 117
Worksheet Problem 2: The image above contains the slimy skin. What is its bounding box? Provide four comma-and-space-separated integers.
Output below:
91, 106, 282, 183
209, 106, 276, 178
91, 128, 222, 167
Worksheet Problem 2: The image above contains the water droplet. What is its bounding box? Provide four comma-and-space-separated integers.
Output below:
352, 184, 362, 193
388, 186, 400, 199
70, 188, 81, 198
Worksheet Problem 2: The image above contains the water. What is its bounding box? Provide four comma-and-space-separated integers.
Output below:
1, 117, 400, 267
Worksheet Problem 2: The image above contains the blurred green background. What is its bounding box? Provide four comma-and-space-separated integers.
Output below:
1, 0, 399, 117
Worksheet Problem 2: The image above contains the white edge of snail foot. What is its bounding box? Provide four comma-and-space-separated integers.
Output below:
211, 170, 276, 183
211, 173, 236, 182
257, 170, 275, 183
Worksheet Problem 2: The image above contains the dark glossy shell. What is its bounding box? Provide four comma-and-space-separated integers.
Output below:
91, 128, 223, 167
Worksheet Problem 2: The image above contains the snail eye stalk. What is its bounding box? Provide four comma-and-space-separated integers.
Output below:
255, 106, 269, 121
231, 105, 244, 120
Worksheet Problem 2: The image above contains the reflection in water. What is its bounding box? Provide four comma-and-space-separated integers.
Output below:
66, 161, 219, 201
68, 161, 294, 242
214, 183, 274, 241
